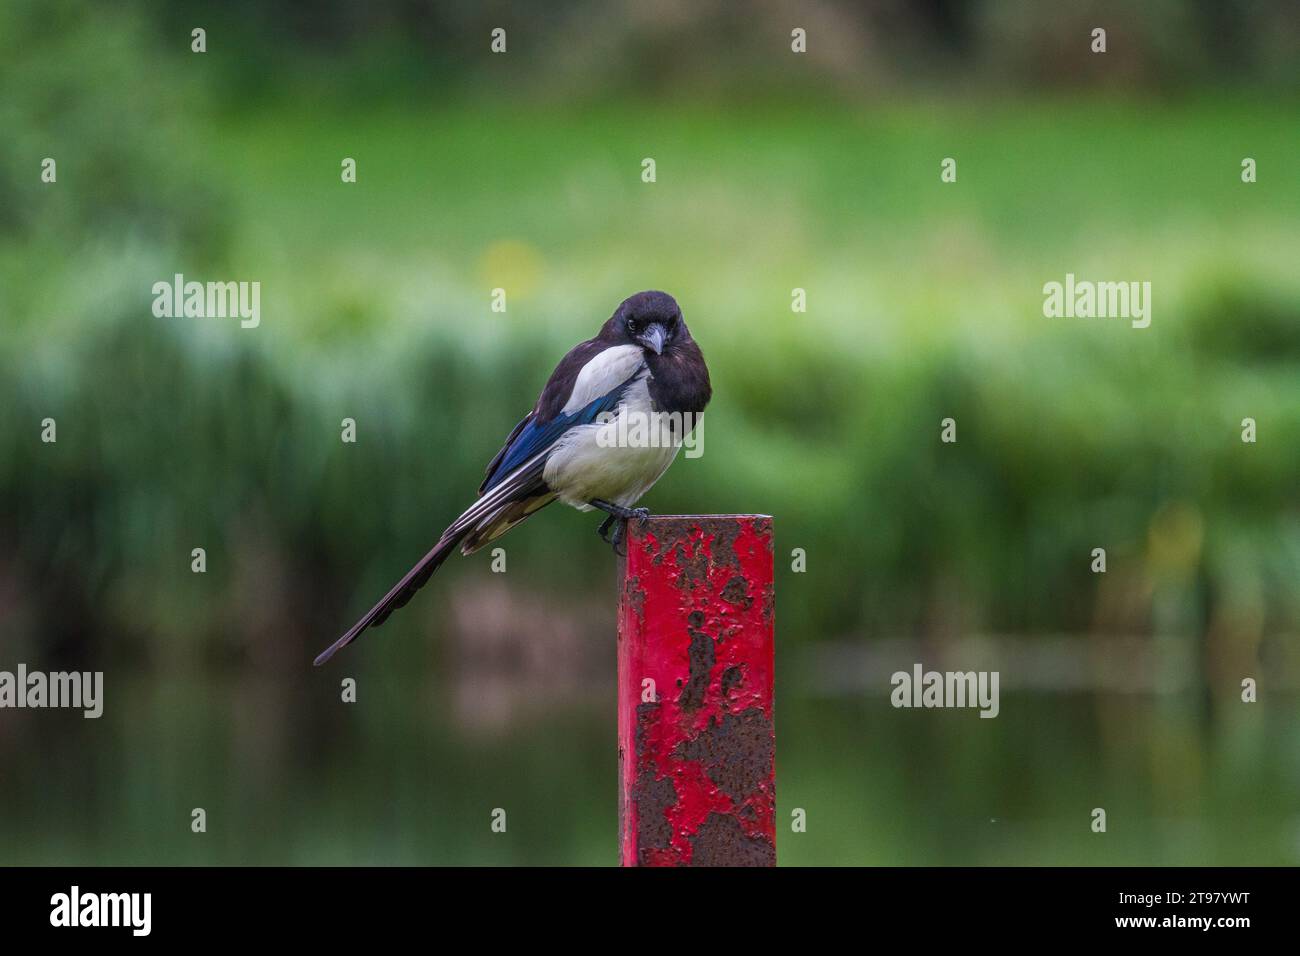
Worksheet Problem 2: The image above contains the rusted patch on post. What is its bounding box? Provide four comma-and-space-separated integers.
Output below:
674, 706, 774, 804
617, 515, 776, 867
689, 812, 775, 867
721, 574, 752, 609
681, 611, 714, 711
624, 574, 645, 621
634, 769, 677, 852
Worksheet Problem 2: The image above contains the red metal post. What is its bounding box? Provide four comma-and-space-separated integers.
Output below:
617, 515, 776, 866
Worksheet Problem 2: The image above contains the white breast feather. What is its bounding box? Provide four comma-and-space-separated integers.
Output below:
544, 374, 691, 510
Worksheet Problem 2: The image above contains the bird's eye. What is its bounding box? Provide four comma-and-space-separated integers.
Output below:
627, 319, 639, 334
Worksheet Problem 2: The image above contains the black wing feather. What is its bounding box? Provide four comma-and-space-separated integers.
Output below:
315, 340, 644, 666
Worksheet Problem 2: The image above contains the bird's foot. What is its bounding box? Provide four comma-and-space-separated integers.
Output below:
590, 499, 650, 522
597, 513, 617, 542
596, 514, 628, 555
608, 520, 627, 556
592, 500, 651, 556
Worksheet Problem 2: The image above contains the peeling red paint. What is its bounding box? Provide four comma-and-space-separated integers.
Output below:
617, 515, 775, 866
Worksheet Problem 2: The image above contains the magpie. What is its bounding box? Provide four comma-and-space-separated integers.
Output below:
314, 290, 711, 666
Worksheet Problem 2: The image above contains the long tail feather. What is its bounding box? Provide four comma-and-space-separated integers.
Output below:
312, 531, 465, 666
314, 453, 551, 666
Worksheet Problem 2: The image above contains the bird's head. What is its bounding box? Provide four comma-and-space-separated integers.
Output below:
606, 290, 687, 356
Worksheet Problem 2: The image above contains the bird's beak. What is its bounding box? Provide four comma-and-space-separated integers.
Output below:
638, 323, 666, 355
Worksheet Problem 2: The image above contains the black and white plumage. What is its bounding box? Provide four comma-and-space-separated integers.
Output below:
314, 290, 711, 666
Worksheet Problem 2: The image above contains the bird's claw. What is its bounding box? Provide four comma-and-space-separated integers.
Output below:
599, 518, 627, 556
590, 499, 652, 523
596, 511, 651, 556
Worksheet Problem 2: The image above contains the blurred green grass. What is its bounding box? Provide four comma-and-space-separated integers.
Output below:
71, 95, 1299, 648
